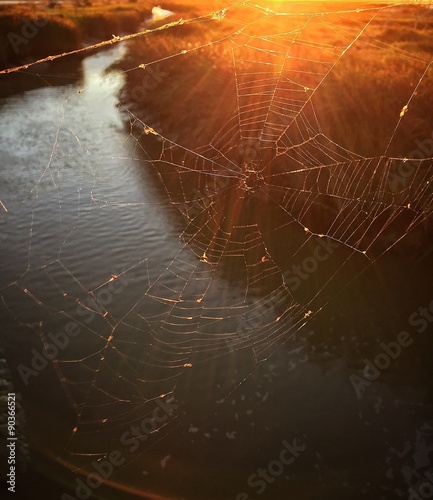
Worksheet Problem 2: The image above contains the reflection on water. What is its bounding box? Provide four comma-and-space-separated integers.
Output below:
0, 37, 432, 500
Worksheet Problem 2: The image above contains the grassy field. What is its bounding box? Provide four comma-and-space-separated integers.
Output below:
117, 2, 433, 155
1, 1, 432, 219
0, 1, 153, 69
112, 1, 433, 251
1, 1, 433, 143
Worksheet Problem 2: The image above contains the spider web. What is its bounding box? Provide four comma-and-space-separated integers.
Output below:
1, 1, 433, 498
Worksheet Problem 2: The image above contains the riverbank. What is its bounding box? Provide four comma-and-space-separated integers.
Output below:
117, 2, 433, 153
115, 1, 433, 256
0, 1, 152, 70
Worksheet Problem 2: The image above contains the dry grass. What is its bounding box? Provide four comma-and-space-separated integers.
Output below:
115, 2, 433, 248
0, 1, 152, 69
118, 2, 433, 156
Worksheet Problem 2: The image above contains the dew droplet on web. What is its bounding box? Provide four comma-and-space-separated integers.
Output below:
400, 105, 408, 117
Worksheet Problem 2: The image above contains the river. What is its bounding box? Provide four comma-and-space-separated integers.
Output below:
0, 42, 432, 500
